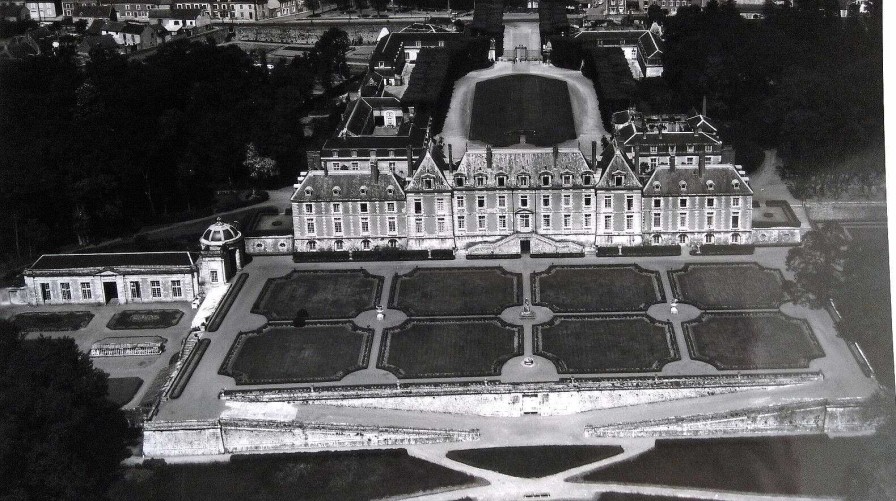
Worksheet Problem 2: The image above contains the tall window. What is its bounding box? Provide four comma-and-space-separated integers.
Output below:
306, 219, 315, 234
542, 195, 551, 208
456, 196, 464, 209
335, 240, 344, 250
542, 214, 551, 229
61, 283, 72, 301
584, 194, 592, 207
562, 194, 571, 207
497, 195, 507, 208
477, 196, 485, 208
361, 218, 370, 233
477, 215, 486, 230
604, 196, 612, 209
457, 215, 466, 230
149, 280, 161, 298
386, 202, 396, 213
332, 202, 341, 213
496, 175, 506, 187
171, 280, 183, 298
304, 203, 313, 213
80, 282, 92, 300
679, 213, 687, 228
333, 218, 343, 234
653, 212, 661, 228
625, 214, 633, 230
519, 214, 531, 230
562, 174, 572, 186
437, 217, 446, 233
436, 198, 445, 212
130, 281, 141, 299
541, 174, 551, 186
679, 198, 688, 209
359, 202, 369, 213
604, 215, 612, 230
40, 283, 50, 301
706, 197, 715, 208
563, 214, 571, 229
387, 217, 397, 233
732, 197, 740, 207
423, 178, 433, 190
498, 215, 507, 230
626, 195, 634, 211
362, 239, 371, 250
517, 175, 529, 187
413, 199, 422, 214
731, 213, 740, 229
519, 195, 529, 208
415, 218, 424, 233
583, 214, 593, 228
707, 213, 715, 228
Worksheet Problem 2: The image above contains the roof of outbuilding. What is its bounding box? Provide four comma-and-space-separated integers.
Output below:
27, 252, 196, 272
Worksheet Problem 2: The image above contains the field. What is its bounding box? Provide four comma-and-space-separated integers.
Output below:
390, 267, 521, 317
535, 316, 677, 373
107, 309, 184, 330
108, 449, 480, 501
581, 436, 876, 497
669, 263, 786, 310
252, 270, 382, 320
106, 377, 144, 407
12, 311, 94, 331
378, 319, 523, 378
221, 324, 373, 384
533, 265, 664, 313
683, 312, 824, 370
446, 446, 623, 478
469, 75, 577, 147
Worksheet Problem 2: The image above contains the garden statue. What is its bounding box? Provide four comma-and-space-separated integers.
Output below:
376, 304, 385, 321
670, 297, 679, 315
520, 298, 536, 319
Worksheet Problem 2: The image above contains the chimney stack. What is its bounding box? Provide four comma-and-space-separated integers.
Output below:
552, 145, 559, 168
669, 155, 676, 173
406, 145, 413, 172
448, 144, 453, 169
486, 145, 493, 171
698, 153, 706, 177
371, 159, 379, 182
634, 148, 641, 172
307, 151, 321, 172
591, 141, 597, 169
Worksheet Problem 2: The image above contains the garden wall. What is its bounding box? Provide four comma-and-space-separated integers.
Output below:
234, 24, 396, 46
142, 419, 479, 457
802, 201, 887, 222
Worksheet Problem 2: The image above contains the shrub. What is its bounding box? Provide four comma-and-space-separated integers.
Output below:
531, 252, 586, 258
466, 253, 521, 260
596, 245, 681, 257
292, 251, 351, 262
691, 244, 756, 256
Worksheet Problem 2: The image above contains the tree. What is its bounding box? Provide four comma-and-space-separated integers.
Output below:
304, 0, 320, 14
785, 222, 849, 307
0, 320, 134, 500
372, 0, 389, 15
312, 27, 350, 88
244, 142, 279, 195
292, 308, 309, 327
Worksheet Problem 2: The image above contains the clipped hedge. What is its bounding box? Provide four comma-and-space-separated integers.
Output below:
691, 244, 756, 256
430, 249, 456, 260
466, 253, 522, 260
531, 252, 586, 259
352, 249, 429, 261
168, 338, 210, 400
293, 251, 351, 262
597, 245, 682, 257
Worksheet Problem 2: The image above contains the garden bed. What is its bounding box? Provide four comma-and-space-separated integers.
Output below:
390, 267, 521, 317
252, 270, 383, 320
12, 311, 94, 332
669, 263, 786, 310
447, 445, 623, 478
107, 309, 184, 330
533, 265, 665, 313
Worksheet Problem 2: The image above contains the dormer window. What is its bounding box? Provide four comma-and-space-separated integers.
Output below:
614, 174, 624, 187
351, 150, 358, 157
687, 145, 695, 153
705, 145, 712, 152
517, 175, 530, 187
496, 175, 507, 187
475, 175, 486, 187
304, 187, 313, 196
377, 61, 385, 67
454, 175, 465, 187
423, 178, 433, 190
706, 180, 715, 191
359, 186, 368, 196
582, 173, 592, 185
679, 180, 687, 191
386, 186, 395, 195
653, 181, 661, 191
562, 174, 572, 186
732, 180, 741, 189
541, 174, 551, 187
332, 186, 341, 196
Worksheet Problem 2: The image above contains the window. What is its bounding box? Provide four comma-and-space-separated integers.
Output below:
705, 145, 713, 152
386, 187, 394, 196
477, 215, 486, 230
706, 180, 715, 190
361, 218, 370, 234
731, 233, 741, 243
362, 239, 371, 250
437, 217, 446, 233
626, 195, 634, 211
130, 281, 141, 299
653, 234, 662, 244
497, 195, 507, 208
583, 213, 593, 228
306, 219, 316, 234
541, 174, 551, 187
562, 174, 572, 186
542, 214, 551, 229
519, 195, 529, 208
423, 178, 433, 190
517, 175, 529, 187
80, 282, 92, 300
625, 214, 633, 230
334, 239, 344, 251
413, 199, 422, 214
457, 215, 466, 230
604, 196, 612, 209
455, 175, 465, 187
678, 234, 688, 244
679, 198, 688, 209
519, 214, 531, 230
333, 218, 343, 234
653, 198, 661, 209
150, 280, 162, 298
562, 194, 572, 207
604, 215, 612, 230
496, 175, 506, 187
306, 241, 316, 251
415, 218, 424, 233
705, 233, 714, 244
731, 213, 740, 229
542, 195, 551, 208
650, 146, 658, 154
171, 280, 183, 298
456, 196, 464, 209
436, 198, 445, 212
386, 202, 396, 213
332, 202, 341, 213
61, 283, 72, 301
583, 174, 593, 185
614, 174, 624, 187
498, 215, 507, 230
707, 213, 715, 228
389, 239, 398, 248
584, 195, 592, 207
653, 212, 661, 228
706, 197, 715, 208
477, 196, 485, 209
334, 185, 343, 195
679, 180, 687, 191
563, 214, 572, 229
732, 197, 740, 207
732, 180, 741, 190
679, 213, 687, 228
653, 181, 661, 191
304, 203, 313, 213
475, 175, 486, 187
387, 217, 397, 233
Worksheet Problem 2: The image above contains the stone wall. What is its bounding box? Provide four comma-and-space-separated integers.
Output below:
234, 24, 391, 46
245, 235, 294, 255
753, 227, 802, 246
802, 201, 887, 222
143, 419, 479, 457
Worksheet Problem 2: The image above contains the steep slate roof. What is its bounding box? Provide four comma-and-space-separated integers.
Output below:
292, 172, 406, 202
27, 252, 196, 273
73, 4, 114, 18
685, 114, 718, 133
455, 147, 595, 188
643, 165, 753, 196
638, 30, 662, 57
406, 151, 451, 192
0, 4, 28, 18
148, 8, 204, 19
574, 30, 645, 45
619, 129, 722, 147
402, 47, 451, 104
596, 148, 642, 190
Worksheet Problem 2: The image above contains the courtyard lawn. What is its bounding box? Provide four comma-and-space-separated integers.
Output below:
379, 319, 522, 378
12, 311, 94, 331
109, 449, 480, 501
535, 316, 677, 373
220, 324, 372, 384
252, 270, 382, 321
106, 309, 184, 330
390, 267, 521, 317
106, 377, 144, 407
447, 446, 623, 478
683, 312, 824, 370
669, 263, 786, 310
581, 436, 874, 497
469, 75, 577, 147
533, 265, 664, 313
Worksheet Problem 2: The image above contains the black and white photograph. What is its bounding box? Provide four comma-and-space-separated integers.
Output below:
0, 0, 892, 498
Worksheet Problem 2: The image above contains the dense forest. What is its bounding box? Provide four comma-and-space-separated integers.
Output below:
0, 29, 351, 266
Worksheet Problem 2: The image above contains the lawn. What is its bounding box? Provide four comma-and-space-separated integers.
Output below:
469, 75, 577, 147
108, 449, 480, 501
447, 446, 623, 478
669, 263, 786, 310
106, 377, 144, 407
12, 311, 94, 331
533, 265, 664, 313
220, 323, 373, 384
107, 309, 184, 330
683, 312, 824, 370
535, 315, 677, 373
581, 436, 876, 497
252, 270, 383, 320
379, 318, 523, 378
390, 267, 521, 317
598, 495, 706, 501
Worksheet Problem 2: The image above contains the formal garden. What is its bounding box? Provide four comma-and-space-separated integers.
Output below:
220, 323, 373, 384
11, 311, 94, 331
106, 309, 184, 330
389, 267, 522, 317
535, 315, 678, 373
533, 265, 665, 313
252, 270, 383, 321
446, 445, 623, 478
683, 312, 824, 370
378, 318, 523, 378
669, 263, 787, 310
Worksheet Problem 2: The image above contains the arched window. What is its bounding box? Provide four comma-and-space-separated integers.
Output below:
361, 239, 371, 250
679, 180, 687, 191
732, 180, 741, 190
653, 181, 661, 191
705, 233, 714, 244
334, 240, 344, 250
731, 233, 741, 243
678, 234, 688, 244
706, 180, 715, 191
386, 186, 394, 196
307, 240, 317, 250
388, 239, 398, 248
359, 186, 368, 196
652, 234, 661, 244
332, 186, 341, 196
304, 187, 313, 196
